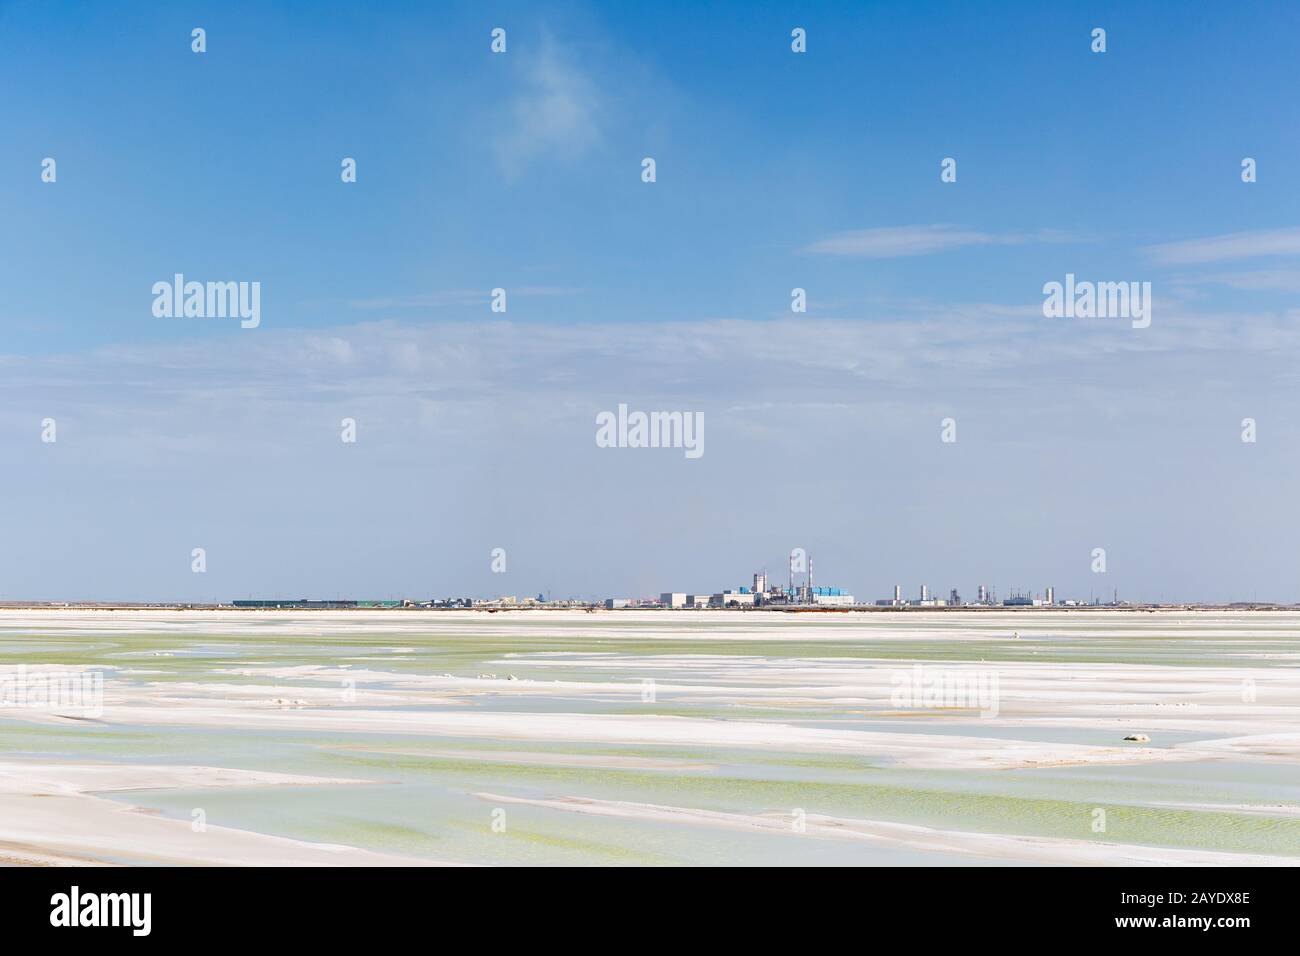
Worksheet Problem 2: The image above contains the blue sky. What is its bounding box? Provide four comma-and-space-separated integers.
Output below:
3, 1, 1300, 601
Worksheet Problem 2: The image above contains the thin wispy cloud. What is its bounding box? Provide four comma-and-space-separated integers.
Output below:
801, 225, 1070, 258
1172, 268, 1300, 293
493, 39, 603, 179
3, 304, 1270, 430
1146, 227, 1300, 266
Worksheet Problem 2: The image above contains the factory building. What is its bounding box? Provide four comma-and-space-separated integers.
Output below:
661, 557, 856, 609
711, 590, 757, 607
877, 584, 904, 607
902, 584, 944, 607
809, 587, 855, 606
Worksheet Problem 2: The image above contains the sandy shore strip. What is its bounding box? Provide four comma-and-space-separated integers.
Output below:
477, 792, 1300, 867
6, 606, 1300, 640
0, 759, 444, 866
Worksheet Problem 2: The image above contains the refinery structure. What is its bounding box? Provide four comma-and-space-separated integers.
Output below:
605, 579, 1092, 611
648, 555, 855, 610
871, 584, 1079, 608
604, 551, 1083, 611
602, 552, 1098, 611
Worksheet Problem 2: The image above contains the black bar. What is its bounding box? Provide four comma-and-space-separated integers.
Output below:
0, 867, 1285, 944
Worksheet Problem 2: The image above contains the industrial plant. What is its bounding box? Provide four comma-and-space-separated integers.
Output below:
225, 559, 1108, 612
645, 555, 854, 609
